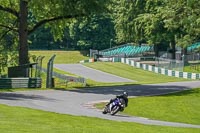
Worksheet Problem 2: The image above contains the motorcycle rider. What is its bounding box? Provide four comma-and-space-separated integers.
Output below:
107, 91, 128, 112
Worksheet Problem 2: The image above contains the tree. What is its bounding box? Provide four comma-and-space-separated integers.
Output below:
0, 0, 109, 65
134, 0, 173, 57
134, 0, 200, 59
111, 0, 146, 44
29, 14, 115, 51
111, 0, 200, 59
157, 0, 200, 55
68, 14, 115, 50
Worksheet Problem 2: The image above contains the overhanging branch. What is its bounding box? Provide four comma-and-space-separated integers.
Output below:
0, 24, 18, 32
0, 29, 12, 42
28, 14, 85, 35
0, 5, 19, 17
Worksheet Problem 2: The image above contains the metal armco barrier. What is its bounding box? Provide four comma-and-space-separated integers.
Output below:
42, 67, 86, 87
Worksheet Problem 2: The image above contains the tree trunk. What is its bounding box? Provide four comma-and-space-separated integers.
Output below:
153, 44, 159, 57
182, 47, 187, 55
19, 0, 29, 65
182, 47, 188, 64
171, 39, 176, 60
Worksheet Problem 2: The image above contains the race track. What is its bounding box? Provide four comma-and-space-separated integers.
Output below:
54, 64, 135, 82
0, 81, 200, 128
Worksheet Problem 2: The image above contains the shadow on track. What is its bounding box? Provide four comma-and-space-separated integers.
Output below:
68, 84, 190, 97
0, 93, 56, 101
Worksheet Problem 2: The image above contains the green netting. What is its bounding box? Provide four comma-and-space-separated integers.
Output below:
100, 44, 153, 57
187, 42, 200, 51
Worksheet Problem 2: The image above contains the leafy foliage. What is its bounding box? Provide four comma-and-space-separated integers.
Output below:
111, 0, 146, 44
111, 0, 200, 57
68, 15, 115, 50
1, 0, 200, 70
0, 0, 110, 69
29, 15, 115, 50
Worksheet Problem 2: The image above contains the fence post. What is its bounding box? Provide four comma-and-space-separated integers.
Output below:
46, 54, 56, 88
35, 56, 45, 77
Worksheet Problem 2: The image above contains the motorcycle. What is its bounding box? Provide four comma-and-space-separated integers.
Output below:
102, 98, 126, 115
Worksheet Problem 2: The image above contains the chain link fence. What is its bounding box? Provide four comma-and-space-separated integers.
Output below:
155, 57, 184, 71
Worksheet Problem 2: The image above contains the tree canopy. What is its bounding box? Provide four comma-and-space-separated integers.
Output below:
112, 0, 200, 58
0, 0, 109, 66
0, 0, 200, 73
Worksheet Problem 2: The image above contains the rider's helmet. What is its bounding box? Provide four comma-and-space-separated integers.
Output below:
123, 91, 128, 98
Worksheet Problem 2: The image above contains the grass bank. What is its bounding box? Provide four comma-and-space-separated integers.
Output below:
0, 104, 199, 133
30, 50, 89, 67
84, 62, 189, 84
96, 88, 200, 125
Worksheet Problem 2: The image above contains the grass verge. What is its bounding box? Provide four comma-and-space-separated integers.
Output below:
0, 104, 199, 133
84, 62, 190, 84
96, 88, 200, 125
30, 50, 89, 67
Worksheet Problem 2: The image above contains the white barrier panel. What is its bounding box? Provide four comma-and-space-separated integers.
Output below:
183, 72, 188, 78
192, 73, 196, 79
80, 60, 84, 63
168, 70, 172, 76
121, 58, 125, 63
143, 64, 146, 70
136, 62, 140, 68
149, 65, 152, 71
120, 58, 200, 79
126, 59, 129, 64
155, 67, 158, 73
175, 71, 179, 78
131, 60, 134, 66
161, 68, 165, 75
98, 58, 112, 62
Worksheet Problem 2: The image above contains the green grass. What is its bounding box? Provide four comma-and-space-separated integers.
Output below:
29, 51, 191, 87
0, 104, 199, 133
125, 88, 200, 125
84, 62, 189, 84
0, 51, 200, 132
30, 50, 89, 67
29, 50, 90, 88
184, 64, 200, 73
96, 88, 200, 125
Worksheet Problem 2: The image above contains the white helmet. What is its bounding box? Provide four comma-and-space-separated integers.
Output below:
123, 91, 128, 98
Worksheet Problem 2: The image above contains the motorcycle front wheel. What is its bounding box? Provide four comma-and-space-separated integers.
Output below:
110, 106, 120, 115
102, 106, 109, 114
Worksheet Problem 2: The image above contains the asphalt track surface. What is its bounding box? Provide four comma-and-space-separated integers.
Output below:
0, 64, 200, 128
54, 64, 135, 82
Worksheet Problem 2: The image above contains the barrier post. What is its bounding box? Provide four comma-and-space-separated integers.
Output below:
46, 54, 56, 88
